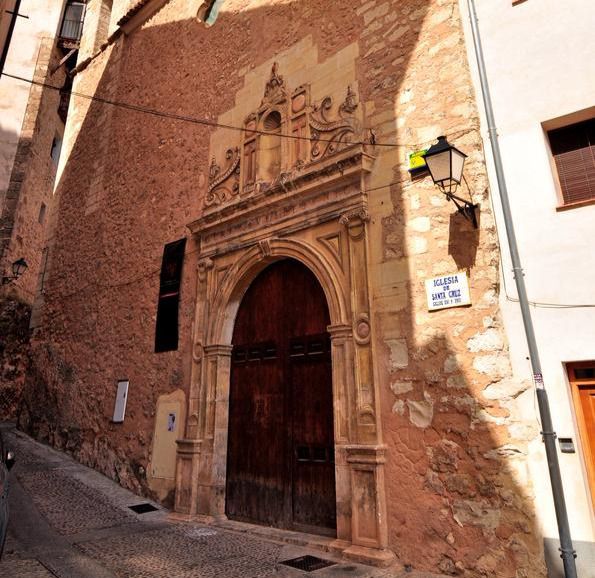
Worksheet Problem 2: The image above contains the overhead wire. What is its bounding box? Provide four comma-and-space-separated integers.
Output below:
486, 173, 595, 309
1, 71, 472, 151
6, 73, 594, 309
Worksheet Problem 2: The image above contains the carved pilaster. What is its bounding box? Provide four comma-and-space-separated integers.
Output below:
195, 344, 233, 518
187, 257, 213, 440
340, 209, 378, 444
174, 438, 202, 515
174, 257, 213, 516
343, 445, 394, 567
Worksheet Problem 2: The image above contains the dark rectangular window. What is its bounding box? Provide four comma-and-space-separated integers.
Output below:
51, 135, 62, 166
548, 118, 595, 206
60, 1, 86, 42
155, 238, 186, 353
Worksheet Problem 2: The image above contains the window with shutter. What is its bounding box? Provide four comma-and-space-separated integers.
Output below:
155, 238, 186, 352
548, 118, 595, 206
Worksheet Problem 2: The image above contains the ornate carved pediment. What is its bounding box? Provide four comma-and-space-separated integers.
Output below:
192, 64, 375, 254
201, 63, 374, 212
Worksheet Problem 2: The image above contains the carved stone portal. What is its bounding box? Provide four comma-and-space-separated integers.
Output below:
174, 64, 393, 566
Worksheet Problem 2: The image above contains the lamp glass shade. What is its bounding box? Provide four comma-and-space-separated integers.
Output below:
12, 258, 28, 278
424, 136, 467, 194
450, 148, 466, 185
425, 148, 452, 185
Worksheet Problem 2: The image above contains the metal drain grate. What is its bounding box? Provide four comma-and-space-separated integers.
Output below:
280, 555, 336, 572
128, 503, 158, 514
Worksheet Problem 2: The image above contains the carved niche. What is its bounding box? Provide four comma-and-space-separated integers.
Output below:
204, 63, 369, 210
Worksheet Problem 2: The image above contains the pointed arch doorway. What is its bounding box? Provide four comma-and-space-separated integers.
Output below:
225, 259, 337, 535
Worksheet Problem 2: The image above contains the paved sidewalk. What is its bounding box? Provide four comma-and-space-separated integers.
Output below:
0, 425, 446, 578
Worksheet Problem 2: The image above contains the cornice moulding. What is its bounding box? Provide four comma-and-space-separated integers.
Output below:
117, 0, 171, 35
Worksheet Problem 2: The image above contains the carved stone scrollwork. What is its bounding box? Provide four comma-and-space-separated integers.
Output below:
339, 85, 358, 116
340, 208, 370, 240
197, 257, 214, 282
359, 403, 376, 425
354, 313, 371, 345
261, 62, 287, 107
193, 341, 204, 363
310, 87, 359, 160
205, 147, 240, 207
257, 238, 273, 258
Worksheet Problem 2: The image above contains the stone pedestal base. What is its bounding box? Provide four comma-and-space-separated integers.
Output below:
343, 544, 396, 567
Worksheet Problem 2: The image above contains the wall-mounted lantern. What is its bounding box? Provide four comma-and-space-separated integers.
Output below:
425, 135, 478, 228
2, 258, 28, 285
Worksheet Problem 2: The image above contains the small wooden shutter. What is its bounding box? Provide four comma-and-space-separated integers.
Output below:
155, 238, 186, 352
549, 119, 595, 205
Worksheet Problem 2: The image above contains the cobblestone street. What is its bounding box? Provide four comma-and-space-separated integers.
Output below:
1, 425, 447, 578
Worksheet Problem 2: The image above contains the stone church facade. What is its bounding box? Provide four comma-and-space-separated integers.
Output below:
22, 0, 547, 575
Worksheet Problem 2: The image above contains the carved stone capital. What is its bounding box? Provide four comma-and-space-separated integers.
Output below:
203, 344, 233, 357
339, 207, 370, 227
328, 323, 352, 341
345, 444, 387, 465
175, 438, 202, 455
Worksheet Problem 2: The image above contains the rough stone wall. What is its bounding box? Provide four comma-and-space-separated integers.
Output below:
0, 296, 31, 420
24, 0, 545, 575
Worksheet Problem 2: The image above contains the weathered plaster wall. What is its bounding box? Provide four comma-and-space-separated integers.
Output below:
24, 0, 545, 575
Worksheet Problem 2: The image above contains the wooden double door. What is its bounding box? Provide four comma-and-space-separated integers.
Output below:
226, 259, 336, 534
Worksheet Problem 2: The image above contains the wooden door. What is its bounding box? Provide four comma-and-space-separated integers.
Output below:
568, 363, 595, 510
226, 259, 336, 534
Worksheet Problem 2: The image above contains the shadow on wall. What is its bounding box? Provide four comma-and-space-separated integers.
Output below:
18, 1, 545, 575
0, 123, 33, 421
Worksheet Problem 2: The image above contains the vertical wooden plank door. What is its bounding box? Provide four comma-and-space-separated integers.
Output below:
226, 259, 336, 534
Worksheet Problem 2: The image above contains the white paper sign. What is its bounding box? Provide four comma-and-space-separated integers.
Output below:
112, 380, 129, 423
425, 272, 471, 311
167, 412, 176, 432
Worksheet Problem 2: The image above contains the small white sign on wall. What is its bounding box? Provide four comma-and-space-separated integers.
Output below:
425, 272, 471, 311
112, 380, 129, 423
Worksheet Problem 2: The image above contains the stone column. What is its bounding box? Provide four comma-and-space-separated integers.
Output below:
338, 210, 394, 566
328, 323, 355, 546
195, 343, 233, 519
174, 257, 212, 516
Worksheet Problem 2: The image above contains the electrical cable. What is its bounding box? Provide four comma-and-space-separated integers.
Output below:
6, 72, 592, 308
487, 191, 595, 309
1, 71, 472, 151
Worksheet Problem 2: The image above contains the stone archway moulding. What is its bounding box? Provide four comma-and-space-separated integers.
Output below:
173, 64, 394, 567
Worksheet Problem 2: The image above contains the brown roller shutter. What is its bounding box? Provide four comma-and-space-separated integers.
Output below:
549, 118, 595, 205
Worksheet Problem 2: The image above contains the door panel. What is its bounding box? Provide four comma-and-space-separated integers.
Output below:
578, 384, 595, 505
290, 334, 336, 532
568, 362, 595, 511
226, 259, 336, 532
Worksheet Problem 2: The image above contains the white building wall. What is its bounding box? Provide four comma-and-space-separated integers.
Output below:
460, 0, 595, 561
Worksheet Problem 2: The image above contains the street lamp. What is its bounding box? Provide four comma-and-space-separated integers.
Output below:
2, 257, 28, 285
425, 135, 478, 228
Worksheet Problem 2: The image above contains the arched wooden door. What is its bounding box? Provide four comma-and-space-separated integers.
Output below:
226, 259, 336, 535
